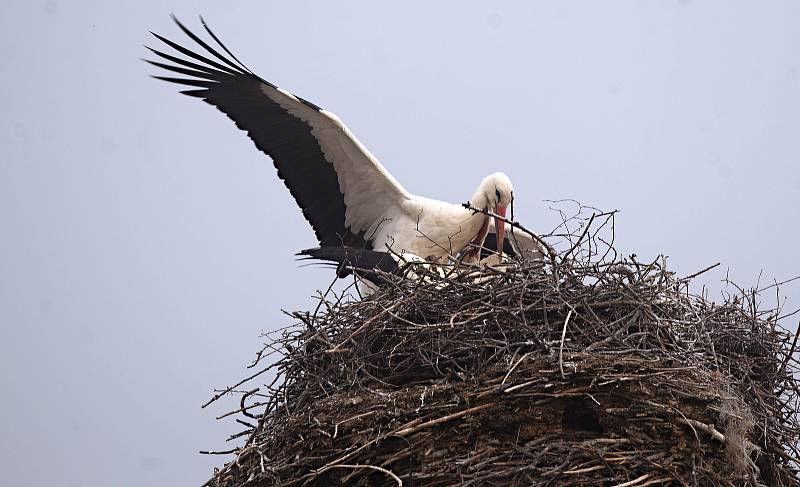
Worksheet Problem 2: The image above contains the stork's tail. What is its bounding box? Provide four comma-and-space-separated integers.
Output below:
297, 246, 399, 283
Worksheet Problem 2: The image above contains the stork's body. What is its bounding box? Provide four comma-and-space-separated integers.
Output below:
147, 17, 515, 264
364, 193, 497, 261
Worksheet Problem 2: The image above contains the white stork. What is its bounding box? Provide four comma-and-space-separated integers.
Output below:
147, 17, 523, 264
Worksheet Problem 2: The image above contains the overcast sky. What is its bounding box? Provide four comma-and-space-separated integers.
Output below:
1, 1, 798, 486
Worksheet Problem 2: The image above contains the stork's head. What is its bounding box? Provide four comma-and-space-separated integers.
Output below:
471, 172, 514, 254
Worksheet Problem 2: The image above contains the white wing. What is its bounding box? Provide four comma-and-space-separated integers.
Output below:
149, 16, 412, 247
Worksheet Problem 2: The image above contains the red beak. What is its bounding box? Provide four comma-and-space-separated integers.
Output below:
495, 206, 506, 255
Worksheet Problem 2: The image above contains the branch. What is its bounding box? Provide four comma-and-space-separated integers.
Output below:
462, 201, 560, 286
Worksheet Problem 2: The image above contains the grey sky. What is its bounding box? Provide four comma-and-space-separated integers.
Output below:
1, 1, 798, 485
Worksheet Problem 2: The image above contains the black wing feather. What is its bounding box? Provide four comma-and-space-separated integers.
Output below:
170, 15, 245, 74
147, 17, 366, 248
145, 46, 223, 75
145, 60, 227, 81
151, 76, 216, 88
199, 15, 252, 74
298, 247, 398, 285
149, 31, 240, 75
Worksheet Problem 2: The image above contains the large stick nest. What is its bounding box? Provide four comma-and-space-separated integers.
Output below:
203, 205, 800, 486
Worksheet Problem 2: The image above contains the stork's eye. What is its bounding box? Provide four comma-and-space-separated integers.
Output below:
495, 188, 501, 202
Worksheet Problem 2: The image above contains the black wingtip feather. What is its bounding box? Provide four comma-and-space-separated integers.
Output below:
299, 247, 399, 274
145, 59, 226, 81
150, 30, 240, 76
145, 46, 223, 75
179, 89, 209, 97
151, 76, 216, 88
170, 15, 245, 75
199, 15, 253, 74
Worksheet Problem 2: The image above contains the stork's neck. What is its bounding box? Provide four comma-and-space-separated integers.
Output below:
466, 187, 493, 234
469, 187, 492, 213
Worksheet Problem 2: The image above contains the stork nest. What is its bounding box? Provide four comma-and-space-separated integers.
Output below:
202, 205, 800, 486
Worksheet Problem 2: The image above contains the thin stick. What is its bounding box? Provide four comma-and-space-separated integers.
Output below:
682, 418, 725, 443
679, 262, 721, 282
393, 403, 493, 436
201, 365, 273, 409
561, 212, 596, 263
610, 473, 652, 487
313, 464, 403, 486
559, 309, 574, 379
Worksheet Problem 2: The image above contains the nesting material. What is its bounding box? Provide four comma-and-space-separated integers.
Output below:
203, 211, 800, 487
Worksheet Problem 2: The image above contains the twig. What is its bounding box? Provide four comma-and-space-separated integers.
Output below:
199, 448, 238, 455
393, 403, 493, 436
561, 212, 597, 263
462, 201, 560, 286
682, 418, 725, 443
610, 473, 652, 487
559, 309, 574, 379
679, 262, 721, 282
201, 365, 273, 409
313, 464, 403, 486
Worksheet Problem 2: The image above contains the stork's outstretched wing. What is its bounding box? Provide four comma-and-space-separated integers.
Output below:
147, 16, 412, 247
